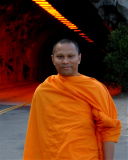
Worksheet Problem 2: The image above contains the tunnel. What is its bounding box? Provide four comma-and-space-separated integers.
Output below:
0, 0, 111, 102
0, 0, 111, 83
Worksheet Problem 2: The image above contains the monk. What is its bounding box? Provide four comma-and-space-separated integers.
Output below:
23, 39, 121, 160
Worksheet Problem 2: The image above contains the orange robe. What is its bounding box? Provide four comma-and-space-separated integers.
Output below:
23, 74, 121, 160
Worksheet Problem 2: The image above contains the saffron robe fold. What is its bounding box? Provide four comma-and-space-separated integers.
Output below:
23, 74, 121, 160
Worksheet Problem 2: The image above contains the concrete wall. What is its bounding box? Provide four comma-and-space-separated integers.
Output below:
91, 0, 128, 22
117, 0, 128, 22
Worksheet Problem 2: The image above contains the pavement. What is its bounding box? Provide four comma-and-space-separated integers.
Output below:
0, 92, 128, 160
113, 93, 128, 160
114, 93, 128, 136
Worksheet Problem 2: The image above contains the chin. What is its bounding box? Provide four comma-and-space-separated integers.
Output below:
59, 72, 73, 76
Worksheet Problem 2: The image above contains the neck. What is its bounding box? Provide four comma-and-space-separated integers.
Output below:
59, 73, 81, 77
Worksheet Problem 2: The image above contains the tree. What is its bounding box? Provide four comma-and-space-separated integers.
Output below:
103, 23, 128, 91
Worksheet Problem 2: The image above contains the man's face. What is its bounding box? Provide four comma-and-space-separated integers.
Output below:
51, 42, 81, 76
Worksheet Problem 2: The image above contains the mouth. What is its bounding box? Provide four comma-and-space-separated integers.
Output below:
62, 66, 71, 70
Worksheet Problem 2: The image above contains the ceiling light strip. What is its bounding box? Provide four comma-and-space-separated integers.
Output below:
32, 0, 94, 42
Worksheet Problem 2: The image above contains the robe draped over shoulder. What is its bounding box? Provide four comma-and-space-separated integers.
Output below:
23, 74, 121, 160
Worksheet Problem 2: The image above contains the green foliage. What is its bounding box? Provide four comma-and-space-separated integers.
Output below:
103, 23, 128, 90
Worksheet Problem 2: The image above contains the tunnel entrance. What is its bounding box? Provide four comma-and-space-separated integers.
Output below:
0, 0, 109, 85
0, 0, 110, 103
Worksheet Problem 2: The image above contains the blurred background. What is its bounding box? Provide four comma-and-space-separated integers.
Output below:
0, 0, 128, 102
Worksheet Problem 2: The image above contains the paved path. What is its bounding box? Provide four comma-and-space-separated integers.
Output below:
0, 105, 30, 160
113, 93, 128, 160
0, 93, 128, 160
114, 93, 128, 136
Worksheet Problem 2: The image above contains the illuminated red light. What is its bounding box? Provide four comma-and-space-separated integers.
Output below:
74, 29, 81, 32
32, 0, 94, 43
79, 33, 86, 36
81, 35, 88, 38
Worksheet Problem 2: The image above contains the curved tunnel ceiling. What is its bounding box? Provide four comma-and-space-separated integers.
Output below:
32, 0, 94, 43
32, 0, 109, 48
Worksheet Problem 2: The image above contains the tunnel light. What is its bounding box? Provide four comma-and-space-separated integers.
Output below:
79, 33, 86, 36
32, 0, 94, 43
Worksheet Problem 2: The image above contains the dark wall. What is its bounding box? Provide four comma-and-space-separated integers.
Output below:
0, 0, 107, 84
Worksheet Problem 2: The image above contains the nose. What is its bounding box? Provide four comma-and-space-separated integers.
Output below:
62, 57, 69, 64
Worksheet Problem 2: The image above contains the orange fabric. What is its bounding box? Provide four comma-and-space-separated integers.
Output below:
23, 74, 121, 160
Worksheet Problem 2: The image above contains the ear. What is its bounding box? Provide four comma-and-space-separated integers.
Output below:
78, 53, 81, 64
51, 54, 54, 65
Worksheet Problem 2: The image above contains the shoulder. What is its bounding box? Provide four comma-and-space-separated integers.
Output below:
34, 75, 57, 93
81, 75, 108, 92
82, 75, 104, 86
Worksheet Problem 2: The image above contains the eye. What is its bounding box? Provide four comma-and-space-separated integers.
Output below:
56, 55, 64, 59
68, 55, 75, 58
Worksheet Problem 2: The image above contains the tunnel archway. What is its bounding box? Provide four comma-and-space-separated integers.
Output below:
0, 0, 109, 85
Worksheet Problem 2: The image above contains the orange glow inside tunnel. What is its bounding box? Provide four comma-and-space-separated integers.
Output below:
0, 82, 119, 105
0, 0, 96, 105
32, 0, 94, 43
0, 82, 40, 104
